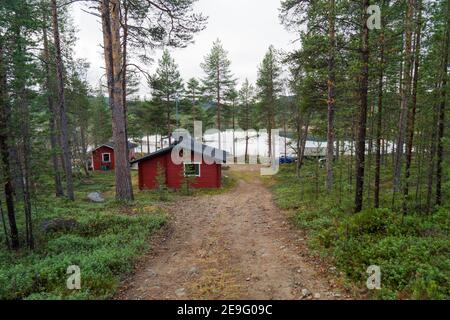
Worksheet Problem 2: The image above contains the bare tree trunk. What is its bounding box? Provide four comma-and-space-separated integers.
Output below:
335, 138, 339, 161
101, 0, 134, 201
283, 113, 287, 157
298, 112, 310, 172
42, 7, 64, 197
51, 0, 74, 200
232, 101, 236, 162
414, 128, 425, 207
0, 199, 10, 250
426, 96, 438, 212
121, 0, 133, 196
393, 0, 414, 197
18, 93, 33, 249
245, 101, 250, 163
80, 124, 90, 176
349, 117, 355, 188
436, 0, 449, 206
0, 43, 19, 250
374, 24, 385, 208
367, 104, 375, 204
13, 19, 33, 248
268, 113, 272, 159
354, 0, 370, 213
403, 2, 423, 214
167, 95, 171, 144
326, 0, 336, 193
217, 66, 221, 149
295, 108, 303, 178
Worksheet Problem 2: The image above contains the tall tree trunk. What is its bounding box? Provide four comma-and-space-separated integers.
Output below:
403, 1, 423, 214
414, 127, 425, 207
0, 199, 10, 250
0, 42, 19, 250
393, 0, 414, 197
245, 101, 250, 163
295, 125, 302, 178
13, 19, 34, 248
436, 0, 449, 206
374, 21, 385, 208
101, 0, 134, 201
216, 65, 222, 149
51, 0, 74, 200
18, 92, 33, 249
299, 118, 310, 169
80, 124, 90, 176
42, 7, 64, 197
297, 111, 310, 174
167, 95, 171, 144
426, 91, 439, 212
232, 101, 236, 161
283, 114, 287, 157
326, 0, 336, 193
295, 108, 303, 178
268, 111, 272, 159
354, 0, 370, 213
335, 138, 339, 161
121, 0, 133, 196
367, 104, 375, 203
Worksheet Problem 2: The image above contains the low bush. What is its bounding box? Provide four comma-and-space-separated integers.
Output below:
271, 162, 449, 299
0, 172, 167, 300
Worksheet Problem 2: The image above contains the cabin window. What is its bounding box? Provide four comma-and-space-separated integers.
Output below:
184, 163, 200, 177
102, 153, 111, 163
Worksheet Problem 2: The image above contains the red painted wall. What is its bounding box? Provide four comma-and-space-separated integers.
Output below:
92, 146, 115, 171
92, 146, 137, 171
138, 151, 222, 190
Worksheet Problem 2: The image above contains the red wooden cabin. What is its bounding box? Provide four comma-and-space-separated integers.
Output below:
131, 139, 227, 190
91, 141, 138, 171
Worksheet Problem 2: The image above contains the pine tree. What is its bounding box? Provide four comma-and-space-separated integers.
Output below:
257, 45, 282, 159
150, 49, 183, 144
201, 39, 236, 147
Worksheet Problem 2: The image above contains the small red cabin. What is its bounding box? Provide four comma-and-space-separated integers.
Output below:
131, 139, 226, 190
91, 141, 137, 171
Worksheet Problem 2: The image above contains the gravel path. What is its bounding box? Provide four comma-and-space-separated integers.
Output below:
116, 165, 348, 300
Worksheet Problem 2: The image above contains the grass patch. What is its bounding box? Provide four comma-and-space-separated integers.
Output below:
270, 161, 449, 300
0, 172, 167, 300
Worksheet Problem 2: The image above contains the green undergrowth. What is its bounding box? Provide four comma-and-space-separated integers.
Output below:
270, 162, 449, 300
0, 172, 167, 300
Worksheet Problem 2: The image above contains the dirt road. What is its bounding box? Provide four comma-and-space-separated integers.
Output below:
117, 165, 347, 300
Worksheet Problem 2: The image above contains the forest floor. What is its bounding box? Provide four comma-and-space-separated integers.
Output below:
116, 165, 351, 300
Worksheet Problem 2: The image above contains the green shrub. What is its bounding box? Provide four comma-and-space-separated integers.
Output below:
0, 172, 167, 300
270, 162, 450, 300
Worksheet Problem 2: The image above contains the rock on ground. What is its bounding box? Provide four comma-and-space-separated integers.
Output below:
41, 218, 78, 233
87, 192, 105, 203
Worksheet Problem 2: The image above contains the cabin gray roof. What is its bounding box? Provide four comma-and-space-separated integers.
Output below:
94, 141, 138, 151
130, 138, 227, 165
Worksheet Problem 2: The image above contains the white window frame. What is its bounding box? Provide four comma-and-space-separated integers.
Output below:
102, 152, 111, 163
183, 162, 201, 177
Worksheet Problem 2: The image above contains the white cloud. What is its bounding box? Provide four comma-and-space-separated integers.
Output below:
72, 0, 297, 98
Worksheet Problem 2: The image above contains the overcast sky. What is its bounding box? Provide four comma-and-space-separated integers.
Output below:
72, 0, 298, 98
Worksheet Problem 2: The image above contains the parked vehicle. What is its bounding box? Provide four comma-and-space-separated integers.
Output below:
279, 155, 297, 164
